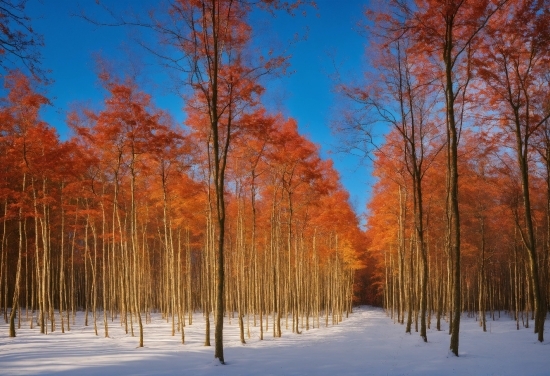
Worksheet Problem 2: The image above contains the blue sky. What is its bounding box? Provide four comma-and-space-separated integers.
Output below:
24, 0, 372, 221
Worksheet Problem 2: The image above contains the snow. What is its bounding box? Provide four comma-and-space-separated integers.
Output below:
1, 307, 548, 375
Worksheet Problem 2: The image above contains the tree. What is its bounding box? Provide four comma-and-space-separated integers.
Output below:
340, 3, 447, 341
71, 72, 178, 346
0, 0, 43, 77
0, 71, 48, 337
387, 0, 507, 355
153, 0, 305, 363
475, 0, 550, 342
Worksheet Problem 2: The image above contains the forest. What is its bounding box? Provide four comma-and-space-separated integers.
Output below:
0, 0, 549, 370
347, 0, 550, 354
0, 0, 365, 364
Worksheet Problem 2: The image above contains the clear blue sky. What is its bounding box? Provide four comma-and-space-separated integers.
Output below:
25, 0, 372, 221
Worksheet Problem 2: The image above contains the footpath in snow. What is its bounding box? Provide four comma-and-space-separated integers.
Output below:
0, 306, 548, 375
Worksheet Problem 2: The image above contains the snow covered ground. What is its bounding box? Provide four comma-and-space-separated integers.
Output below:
1, 307, 548, 375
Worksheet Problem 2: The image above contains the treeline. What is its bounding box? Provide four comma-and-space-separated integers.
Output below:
344, 0, 550, 351
368, 131, 550, 332
0, 70, 363, 345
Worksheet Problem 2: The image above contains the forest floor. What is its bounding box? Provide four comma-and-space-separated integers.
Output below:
0, 306, 548, 375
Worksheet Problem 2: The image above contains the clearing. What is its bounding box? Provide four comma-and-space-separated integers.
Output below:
0, 307, 548, 375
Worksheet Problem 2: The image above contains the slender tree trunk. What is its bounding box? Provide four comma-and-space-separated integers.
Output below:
9, 173, 26, 337
513, 116, 544, 342
444, 16, 462, 356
